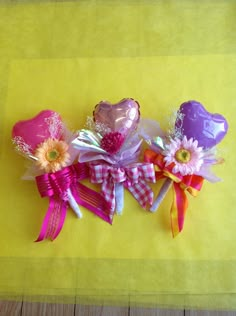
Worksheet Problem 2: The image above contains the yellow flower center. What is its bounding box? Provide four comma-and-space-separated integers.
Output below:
175, 148, 191, 163
46, 149, 60, 162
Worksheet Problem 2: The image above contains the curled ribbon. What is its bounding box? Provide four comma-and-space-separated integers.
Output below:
144, 149, 204, 237
89, 163, 156, 214
35, 162, 111, 242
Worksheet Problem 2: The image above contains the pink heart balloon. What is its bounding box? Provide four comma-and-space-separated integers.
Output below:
93, 98, 140, 137
12, 110, 63, 154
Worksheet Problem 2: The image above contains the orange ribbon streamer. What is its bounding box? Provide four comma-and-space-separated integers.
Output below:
144, 149, 204, 237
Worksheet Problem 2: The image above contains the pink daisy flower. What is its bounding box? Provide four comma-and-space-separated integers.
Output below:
163, 136, 203, 176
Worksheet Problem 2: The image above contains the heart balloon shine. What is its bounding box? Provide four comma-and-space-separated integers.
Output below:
93, 98, 140, 137
12, 110, 63, 155
175, 100, 228, 149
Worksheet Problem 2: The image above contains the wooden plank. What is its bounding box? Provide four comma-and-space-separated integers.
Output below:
186, 311, 236, 316
130, 307, 184, 316
22, 302, 74, 316
0, 301, 22, 316
75, 304, 129, 316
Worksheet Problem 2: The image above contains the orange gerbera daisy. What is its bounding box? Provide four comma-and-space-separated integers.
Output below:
35, 138, 70, 173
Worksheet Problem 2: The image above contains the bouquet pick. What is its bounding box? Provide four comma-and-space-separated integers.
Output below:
73, 98, 156, 218
12, 110, 111, 241
144, 100, 228, 237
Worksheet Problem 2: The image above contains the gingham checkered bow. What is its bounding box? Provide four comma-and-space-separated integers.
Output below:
90, 163, 156, 213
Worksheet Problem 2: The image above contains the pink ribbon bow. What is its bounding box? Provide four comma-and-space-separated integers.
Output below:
35, 162, 111, 242
89, 163, 155, 214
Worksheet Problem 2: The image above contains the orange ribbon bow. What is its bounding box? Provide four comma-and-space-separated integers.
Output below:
144, 149, 204, 237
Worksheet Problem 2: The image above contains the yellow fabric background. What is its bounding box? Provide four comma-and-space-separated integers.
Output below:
0, 0, 236, 309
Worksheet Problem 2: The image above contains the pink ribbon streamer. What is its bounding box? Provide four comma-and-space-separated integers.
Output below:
35, 162, 111, 242
89, 163, 156, 214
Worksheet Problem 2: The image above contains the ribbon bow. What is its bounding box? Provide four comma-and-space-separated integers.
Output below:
89, 163, 155, 214
35, 162, 111, 242
144, 149, 204, 237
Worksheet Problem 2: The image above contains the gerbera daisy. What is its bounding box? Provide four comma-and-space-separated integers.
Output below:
163, 136, 203, 176
35, 138, 70, 173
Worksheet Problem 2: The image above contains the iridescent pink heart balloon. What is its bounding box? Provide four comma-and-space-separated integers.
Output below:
93, 98, 140, 137
12, 110, 63, 155
175, 100, 228, 149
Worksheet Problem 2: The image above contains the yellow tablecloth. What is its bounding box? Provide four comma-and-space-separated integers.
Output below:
0, 0, 235, 309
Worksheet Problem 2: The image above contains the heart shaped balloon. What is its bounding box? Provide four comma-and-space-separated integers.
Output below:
12, 110, 63, 155
93, 98, 140, 137
175, 100, 228, 149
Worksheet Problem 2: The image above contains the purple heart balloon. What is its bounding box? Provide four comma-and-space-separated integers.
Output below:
175, 100, 228, 149
93, 98, 140, 137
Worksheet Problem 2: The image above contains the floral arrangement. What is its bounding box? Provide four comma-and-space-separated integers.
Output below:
143, 100, 228, 236
72, 98, 156, 217
12, 110, 110, 242
12, 100, 228, 241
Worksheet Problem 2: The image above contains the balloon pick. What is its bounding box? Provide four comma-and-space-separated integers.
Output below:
143, 100, 228, 237
72, 98, 156, 217
12, 110, 111, 242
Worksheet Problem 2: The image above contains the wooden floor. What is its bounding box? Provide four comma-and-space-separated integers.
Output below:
0, 301, 236, 316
